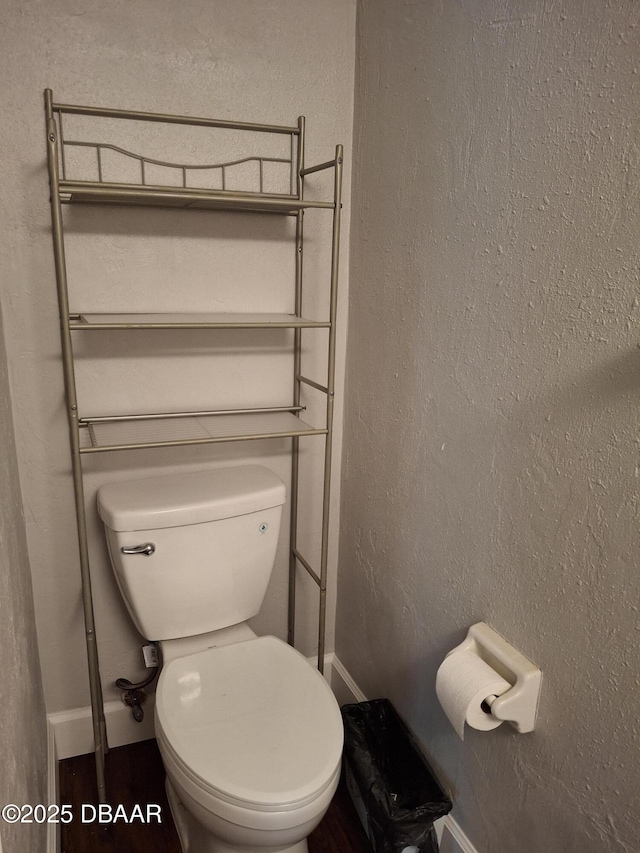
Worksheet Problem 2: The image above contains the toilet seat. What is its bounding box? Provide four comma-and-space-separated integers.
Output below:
155, 636, 344, 815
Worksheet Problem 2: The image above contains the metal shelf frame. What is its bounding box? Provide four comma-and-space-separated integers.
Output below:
44, 89, 343, 803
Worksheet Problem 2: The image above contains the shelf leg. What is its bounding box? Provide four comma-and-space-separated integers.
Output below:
45, 89, 108, 803
317, 145, 343, 674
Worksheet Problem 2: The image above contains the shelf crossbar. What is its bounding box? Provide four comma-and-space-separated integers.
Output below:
80, 429, 328, 454
52, 100, 300, 135
296, 374, 329, 395
58, 181, 334, 213
299, 156, 341, 177
293, 549, 322, 588
79, 405, 306, 424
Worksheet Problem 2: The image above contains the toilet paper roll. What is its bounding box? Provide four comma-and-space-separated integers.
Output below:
436, 650, 511, 740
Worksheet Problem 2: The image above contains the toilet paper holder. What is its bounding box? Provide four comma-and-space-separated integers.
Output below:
447, 622, 542, 733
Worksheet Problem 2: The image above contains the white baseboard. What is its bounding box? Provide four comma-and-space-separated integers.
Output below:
330, 654, 479, 853
48, 695, 156, 761
439, 820, 478, 853
330, 654, 368, 705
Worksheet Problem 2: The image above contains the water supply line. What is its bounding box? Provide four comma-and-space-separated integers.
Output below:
116, 665, 159, 722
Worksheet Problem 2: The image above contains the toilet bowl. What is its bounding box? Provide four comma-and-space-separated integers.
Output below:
155, 635, 343, 852
97, 466, 344, 853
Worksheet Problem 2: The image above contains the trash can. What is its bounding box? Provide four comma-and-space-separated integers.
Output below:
341, 699, 452, 853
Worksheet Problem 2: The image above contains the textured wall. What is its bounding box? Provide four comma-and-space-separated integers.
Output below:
338, 1, 640, 851
0, 305, 48, 853
0, 0, 354, 714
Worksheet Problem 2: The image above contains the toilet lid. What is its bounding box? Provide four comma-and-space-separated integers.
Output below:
155, 636, 344, 810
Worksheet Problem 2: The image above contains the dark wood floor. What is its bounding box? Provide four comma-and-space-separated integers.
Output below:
59, 739, 373, 853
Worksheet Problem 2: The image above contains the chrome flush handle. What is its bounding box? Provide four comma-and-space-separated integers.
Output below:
121, 543, 156, 556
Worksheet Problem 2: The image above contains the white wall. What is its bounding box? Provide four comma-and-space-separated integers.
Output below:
338, 1, 640, 851
0, 0, 354, 715
0, 303, 48, 853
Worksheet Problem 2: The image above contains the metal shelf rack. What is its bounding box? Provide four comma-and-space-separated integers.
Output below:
44, 89, 343, 802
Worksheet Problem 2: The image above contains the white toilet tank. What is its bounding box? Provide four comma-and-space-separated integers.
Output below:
97, 466, 286, 641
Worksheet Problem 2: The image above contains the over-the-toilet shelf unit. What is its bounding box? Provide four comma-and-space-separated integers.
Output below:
44, 89, 343, 802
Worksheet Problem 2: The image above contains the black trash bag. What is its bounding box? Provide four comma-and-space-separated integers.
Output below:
342, 699, 452, 853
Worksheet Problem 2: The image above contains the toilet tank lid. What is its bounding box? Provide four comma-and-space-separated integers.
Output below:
97, 466, 286, 532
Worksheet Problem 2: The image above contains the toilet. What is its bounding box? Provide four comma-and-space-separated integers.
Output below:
97, 465, 344, 853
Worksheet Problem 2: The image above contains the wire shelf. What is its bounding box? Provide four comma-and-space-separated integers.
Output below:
81, 410, 325, 453
70, 312, 330, 330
